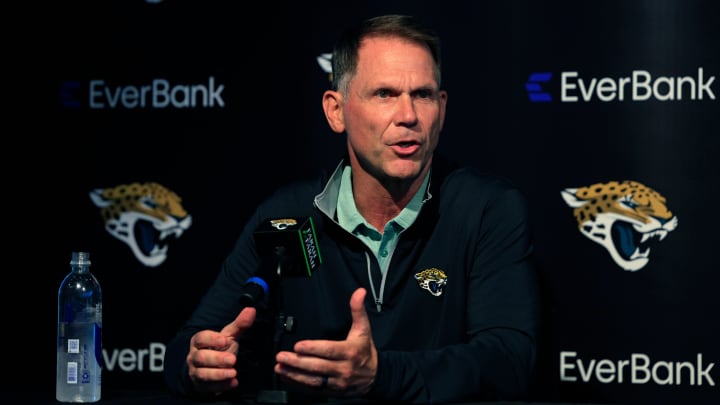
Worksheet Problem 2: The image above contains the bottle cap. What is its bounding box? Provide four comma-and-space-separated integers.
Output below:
70, 251, 91, 266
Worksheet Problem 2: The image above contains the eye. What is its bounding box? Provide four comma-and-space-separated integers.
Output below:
376, 89, 391, 98
139, 195, 158, 209
415, 89, 432, 99
620, 195, 638, 209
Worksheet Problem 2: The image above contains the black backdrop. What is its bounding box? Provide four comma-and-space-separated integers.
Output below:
14, 1, 719, 404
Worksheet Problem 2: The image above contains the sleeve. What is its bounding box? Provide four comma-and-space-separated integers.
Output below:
366, 183, 541, 403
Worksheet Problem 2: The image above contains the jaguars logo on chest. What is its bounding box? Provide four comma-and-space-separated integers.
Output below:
414, 268, 448, 296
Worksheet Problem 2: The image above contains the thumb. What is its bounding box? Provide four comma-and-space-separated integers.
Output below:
347, 287, 372, 340
220, 306, 256, 339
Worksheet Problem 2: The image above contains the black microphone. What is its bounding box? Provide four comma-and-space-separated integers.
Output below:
239, 216, 322, 307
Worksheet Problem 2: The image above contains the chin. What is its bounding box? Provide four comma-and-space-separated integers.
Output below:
385, 160, 423, 180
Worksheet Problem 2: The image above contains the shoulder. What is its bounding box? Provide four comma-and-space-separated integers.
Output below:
258, 178, 320, 212
255, 166, 334, 216
432, 155, 523, 202
429, 156, 532, 234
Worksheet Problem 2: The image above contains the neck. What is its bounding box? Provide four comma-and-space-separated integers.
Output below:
350, 164, 429, 233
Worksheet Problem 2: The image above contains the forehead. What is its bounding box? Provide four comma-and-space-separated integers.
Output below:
358, 36, 434, 66
356, 36, 435, 76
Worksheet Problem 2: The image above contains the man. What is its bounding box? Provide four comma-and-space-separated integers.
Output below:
164, 14, 540, 403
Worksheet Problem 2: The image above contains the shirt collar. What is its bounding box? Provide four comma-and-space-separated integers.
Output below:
336, 165, 430, 234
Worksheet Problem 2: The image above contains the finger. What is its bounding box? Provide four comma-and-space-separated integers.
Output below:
347, 287, 371, 340
220, 306, 256, 338
189, 359, 240, 393
190, 344, 238, 368
191, 330, 230, 351
274, 362, 330, 390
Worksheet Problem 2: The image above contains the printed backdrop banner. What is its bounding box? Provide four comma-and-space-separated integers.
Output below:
20, 1, 719, 404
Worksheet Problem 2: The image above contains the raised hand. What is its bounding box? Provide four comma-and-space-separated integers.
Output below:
274, 287, 378, 396
186, 307, 257, 394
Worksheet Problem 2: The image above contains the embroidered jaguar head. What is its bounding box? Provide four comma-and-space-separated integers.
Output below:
561, 180, 678, 271
89, 182, 192, 267
414, 268, 448, 296
270, 218, 298, 230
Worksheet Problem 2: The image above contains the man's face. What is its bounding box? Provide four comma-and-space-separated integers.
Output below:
341, 36, 447, 184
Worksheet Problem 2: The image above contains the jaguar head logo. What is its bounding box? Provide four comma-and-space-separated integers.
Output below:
90, 182, 192, 267
270, 218, 298, 230
561, 180, 678, 271
414, 268, 448, 296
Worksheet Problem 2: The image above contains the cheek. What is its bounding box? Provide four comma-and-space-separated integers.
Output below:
343, 103, 381, 134
422, 109, 444, 137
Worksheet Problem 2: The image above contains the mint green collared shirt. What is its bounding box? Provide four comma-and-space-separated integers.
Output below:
336, 165, 430, 275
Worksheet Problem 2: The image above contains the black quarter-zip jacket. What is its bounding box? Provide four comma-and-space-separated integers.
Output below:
164, 154, 541, 404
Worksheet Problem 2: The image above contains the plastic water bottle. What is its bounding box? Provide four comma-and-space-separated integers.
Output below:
56, 252, 102, 402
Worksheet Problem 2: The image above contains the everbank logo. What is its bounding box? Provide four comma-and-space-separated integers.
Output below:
60, 76, 226, 109
560, 351, 716, 387
526, 67, 716, 103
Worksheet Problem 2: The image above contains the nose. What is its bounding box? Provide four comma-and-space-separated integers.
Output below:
393, 94, 419, 127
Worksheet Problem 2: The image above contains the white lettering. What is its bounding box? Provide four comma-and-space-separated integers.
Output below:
676, 360, 695, 385
617, 77, 631, 101
560, 72, 578, 102
617, 359, 629, 383
89, 80, 105, 108
577, 77, 596, 102
577, 357, 595, 382
88, 77, 225, 109
633, 70, 652, 101
632, 353, 651, 383
698, 68, 716, 100
102, 342, 166, 373
559, 68, 716, 102
652, 360, 673, 385
698, 353, 716, 386
654, 76, 674, 101
560, 351, 716, 387
153, 79, 170, 108
560, 351, 577, 381
595, 78, 617, 101
595, 359, 616, 383
118, 348, 137, 372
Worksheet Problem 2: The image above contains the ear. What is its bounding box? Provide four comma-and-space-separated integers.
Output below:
322, 90, 345, 134
561, 188, 587, 208
438, 90, 448, 131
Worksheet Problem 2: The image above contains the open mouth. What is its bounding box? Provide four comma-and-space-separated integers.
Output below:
612, 221, 666, 260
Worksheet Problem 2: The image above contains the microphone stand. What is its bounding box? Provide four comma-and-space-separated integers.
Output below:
256, 248, 294, 404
